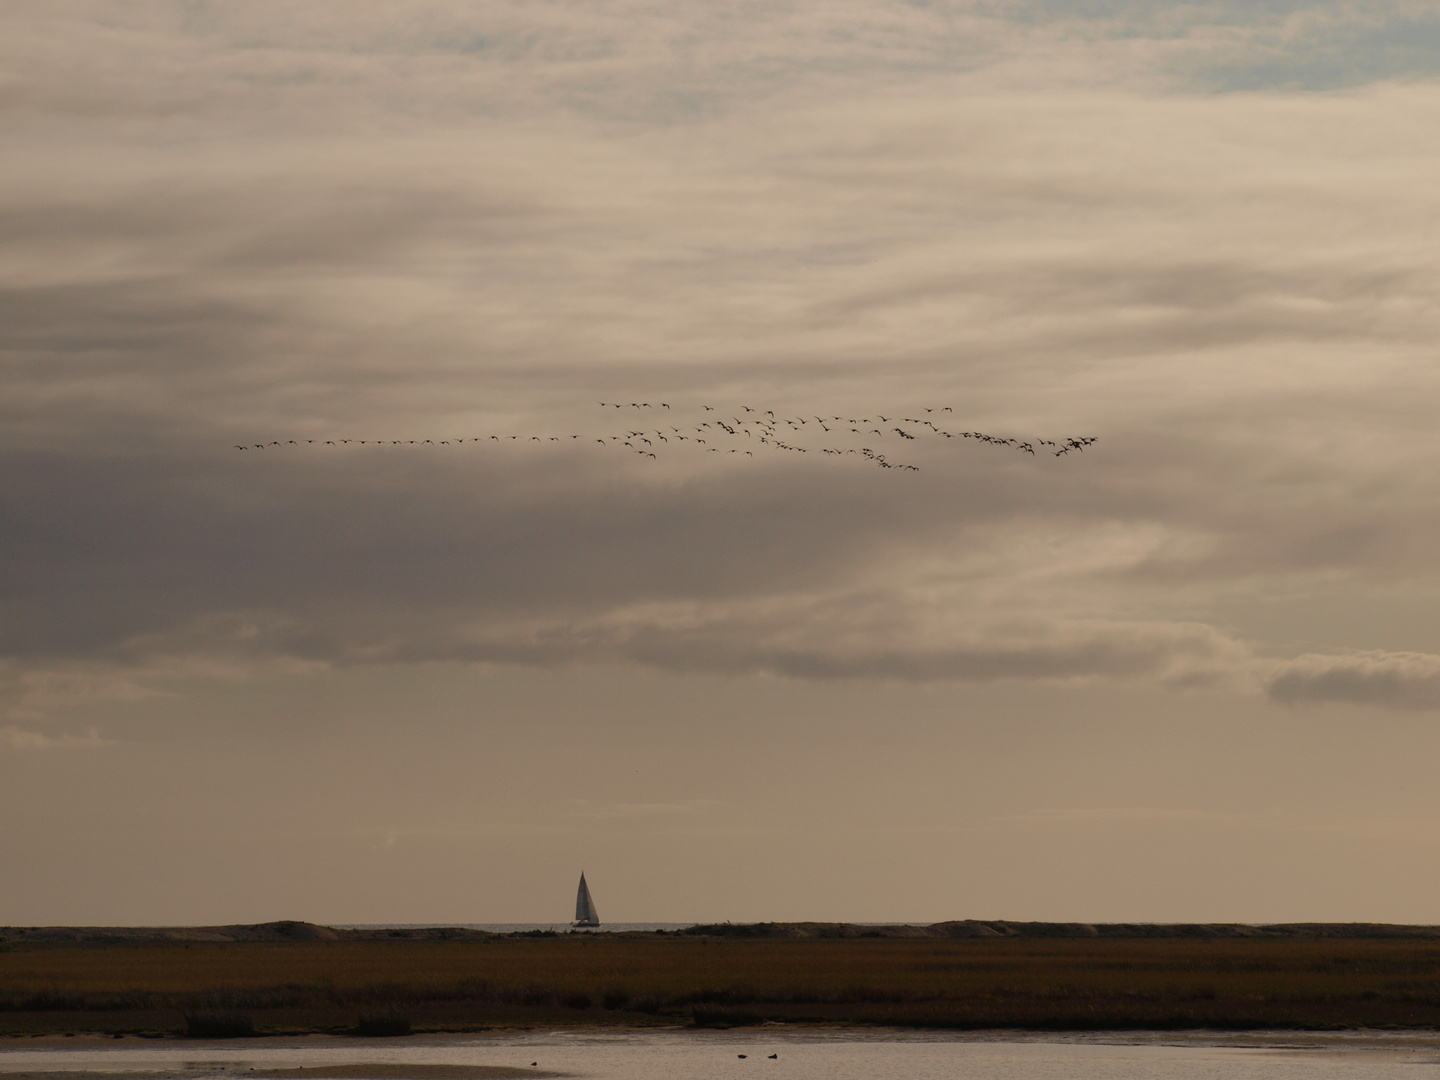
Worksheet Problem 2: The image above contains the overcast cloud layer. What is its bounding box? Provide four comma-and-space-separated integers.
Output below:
6, 1, 1440, 735
10, 1, 1440, 925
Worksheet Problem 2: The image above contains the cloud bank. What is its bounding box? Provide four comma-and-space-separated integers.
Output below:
1268, 652, 1440, 710
5, 2, 1440, 720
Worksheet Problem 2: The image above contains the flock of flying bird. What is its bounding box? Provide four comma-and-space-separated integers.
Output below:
234, 402, 1097, 472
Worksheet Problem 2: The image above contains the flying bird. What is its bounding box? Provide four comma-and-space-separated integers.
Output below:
237, 401, 1092, 479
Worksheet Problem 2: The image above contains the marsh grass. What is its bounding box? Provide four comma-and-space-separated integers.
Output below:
183, 1011, 256, 1038
6, 937, 1440, 1034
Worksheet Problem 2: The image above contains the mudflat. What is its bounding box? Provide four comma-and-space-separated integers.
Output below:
255, 1066, 564, 1078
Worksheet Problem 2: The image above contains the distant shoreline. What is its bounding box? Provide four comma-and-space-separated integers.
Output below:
10, 919, 1440, 945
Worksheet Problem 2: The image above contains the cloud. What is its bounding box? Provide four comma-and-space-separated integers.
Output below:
996, 806, 1250, 826
1267, 651, 1440, 710
0, 632, 326, 723
5, 5, 1440, 719
476, 599, 1255, 686
0, 725, 114, 750
578, 799, 721, 818
0, 659, 158, 723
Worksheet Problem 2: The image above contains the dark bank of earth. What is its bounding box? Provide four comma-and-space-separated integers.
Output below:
7, 921, 1440, 1036
0, 921, 484, 945
5, 1070, 562, 1080
677, 920, 1440, 939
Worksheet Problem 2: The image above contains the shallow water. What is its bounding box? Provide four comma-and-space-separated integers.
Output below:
5, 1030, 1440, 1080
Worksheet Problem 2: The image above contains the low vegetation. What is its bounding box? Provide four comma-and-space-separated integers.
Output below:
353, 1013, 413, 1037
6, 929, 1440, 1035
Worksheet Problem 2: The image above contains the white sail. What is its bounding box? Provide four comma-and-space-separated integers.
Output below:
574, 872, 600, 926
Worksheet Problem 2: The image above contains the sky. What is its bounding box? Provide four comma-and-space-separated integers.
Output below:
5, 0, 1440, 926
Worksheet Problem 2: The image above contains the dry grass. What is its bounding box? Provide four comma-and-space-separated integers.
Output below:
5, 936, 1440, 1034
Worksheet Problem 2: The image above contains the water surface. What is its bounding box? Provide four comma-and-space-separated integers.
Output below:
5, 1030, 1440, 1080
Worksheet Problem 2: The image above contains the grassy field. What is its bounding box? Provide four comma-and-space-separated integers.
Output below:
6, 934, 1440, 1035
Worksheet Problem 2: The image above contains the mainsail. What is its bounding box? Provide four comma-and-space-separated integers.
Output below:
574, 872, 600, 927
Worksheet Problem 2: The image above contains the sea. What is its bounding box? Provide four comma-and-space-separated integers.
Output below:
5, 1030, 1440, 1080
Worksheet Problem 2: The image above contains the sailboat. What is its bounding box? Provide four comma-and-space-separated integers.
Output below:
573, 871, 600, 927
